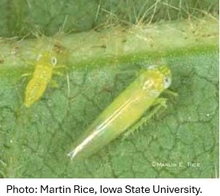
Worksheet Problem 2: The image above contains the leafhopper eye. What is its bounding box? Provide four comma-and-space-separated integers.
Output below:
164, 77, 171, 89
51, 57, 57, 66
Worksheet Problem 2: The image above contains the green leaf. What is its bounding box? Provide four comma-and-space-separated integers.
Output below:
0, 49, 218, 178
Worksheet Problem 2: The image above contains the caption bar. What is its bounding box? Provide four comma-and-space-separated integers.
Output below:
1, 179, 219, 196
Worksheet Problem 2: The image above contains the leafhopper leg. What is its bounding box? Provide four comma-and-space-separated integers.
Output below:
163, 89, 178, 97
123, 97, 167, 139
21, 73, 32, 78
53, 65, 67, 76
49, 79, 59, 88
54, 65, 66, 69
53, 70, 63, 76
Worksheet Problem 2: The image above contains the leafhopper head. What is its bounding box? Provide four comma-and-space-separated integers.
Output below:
147, 64, 171, 88
36, 52, 57, 67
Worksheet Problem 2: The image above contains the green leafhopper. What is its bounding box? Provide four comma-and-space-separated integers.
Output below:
67, 65, 172, 160
24, 52, 57, 108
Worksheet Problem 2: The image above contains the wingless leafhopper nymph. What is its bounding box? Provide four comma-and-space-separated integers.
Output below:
67, 65, 173, 161
24, 51, 60, 108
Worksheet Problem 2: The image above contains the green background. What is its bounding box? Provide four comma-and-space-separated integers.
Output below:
0, 0, 218, 178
